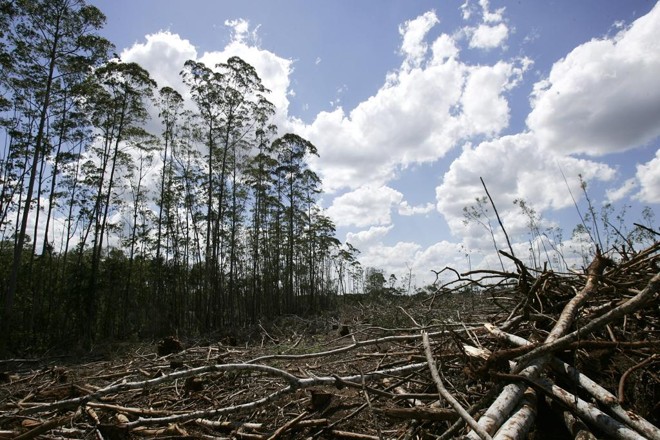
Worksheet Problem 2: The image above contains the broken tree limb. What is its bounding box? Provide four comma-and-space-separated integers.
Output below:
13, 408, 81, 440
122, 361, 427, 428
373, 406, 459, 422
485, 323, 660, 440
513, 271, 660, 370
246, 329, 474, 364
532, 377, 648, 440
492, 387, 536, 440
422, 331, 492, 440
466, 254, 613, 439
267, 411, 308, 440
618, 353, 658, 405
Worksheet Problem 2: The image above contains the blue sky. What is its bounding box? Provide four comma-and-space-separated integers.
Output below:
88, 0, 660, 286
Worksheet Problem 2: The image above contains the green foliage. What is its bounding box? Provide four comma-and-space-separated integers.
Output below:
0, 4, 352, 353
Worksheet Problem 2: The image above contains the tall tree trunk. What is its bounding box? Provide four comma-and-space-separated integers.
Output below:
4, 28, 60, 338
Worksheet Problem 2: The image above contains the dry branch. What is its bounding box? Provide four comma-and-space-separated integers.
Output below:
1, 241, 658, 439
422, 331, 492, 440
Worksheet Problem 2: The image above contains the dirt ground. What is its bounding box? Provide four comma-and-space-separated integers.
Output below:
1, 256, 659, 439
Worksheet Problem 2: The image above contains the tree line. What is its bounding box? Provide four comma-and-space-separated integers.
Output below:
0, 0, 364, 352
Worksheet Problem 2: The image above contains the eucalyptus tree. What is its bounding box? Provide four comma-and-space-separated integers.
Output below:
161, 110, 204, 334
181, 57, 274, 326
273, 133, 319, 311
122, 139, 157, 336
172, 111, 205, 269
180, 60, 225, 326
219, 63, 275, 320
2, 0, 111, 341
0, 0, 17, 241
180, 60, 222, 264
334, 243, 362, 296
0, 0, 16, 111
304, 205, 340, 309
81, 60, 156, 341
243, 121, 277, 321
155, 86, 184, 262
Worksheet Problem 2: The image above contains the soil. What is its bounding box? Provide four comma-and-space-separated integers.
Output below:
1, 247, 659, 439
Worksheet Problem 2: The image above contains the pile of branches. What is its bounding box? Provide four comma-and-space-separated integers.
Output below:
0, 242, 658, 439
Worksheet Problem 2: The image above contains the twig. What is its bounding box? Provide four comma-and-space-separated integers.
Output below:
13, 409, 81, 440
480, 177, 515, 259
398, 306, 421, 327
421, 331, 492, 440
618, 354, 658, 404
513, 272, 660, 370
359, 368, 383, 440
485, 323, 660, 440
267, 411, 308, 440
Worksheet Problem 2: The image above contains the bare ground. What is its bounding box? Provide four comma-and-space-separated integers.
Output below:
1, 245, 659, 439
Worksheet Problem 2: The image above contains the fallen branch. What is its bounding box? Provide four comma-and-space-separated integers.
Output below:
422, 331, 492, 440
513, 272, 660, 370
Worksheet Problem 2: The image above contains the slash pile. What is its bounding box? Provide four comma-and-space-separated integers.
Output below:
1, 242, 658, 439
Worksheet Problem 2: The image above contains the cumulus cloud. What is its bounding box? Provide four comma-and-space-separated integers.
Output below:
460, 60, 527, 134
346, 225, 393, 247
469, 23, 509, 49
606, 178, 637, 203
345, 239, 470, 286
121, 21, 293, 128
460, 0, 509, 50
460, 0, 505, 23
326, 185, 403, 228
120, 31, 197, 93
399, 11, 439, 69
398, 201, 435, 216
224, 18, 259, 45
527, 2, 660, 155
435, 133, 616, 242
357, 241, 422, 274
295, 19, 529, 192
199, 20, 293, 125
635, 149, 660, 203
415, 241, 469, 279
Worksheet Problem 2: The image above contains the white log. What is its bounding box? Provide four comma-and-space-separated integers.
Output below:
492, 388, 537, 440
485, 323, 660, 440
536, 378, 647, 440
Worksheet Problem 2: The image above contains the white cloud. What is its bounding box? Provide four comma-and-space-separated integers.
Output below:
121, 22, 294, 130
435, 133, 616, 243
357, 241, 422, 274
635, 149, 660, 203
326, 185, 403, 228
346, 225, 393, 247
399, 11, 439, 69
199, 22, 293, 126
431, 34, 460, 62
295, 18, 529, 193
224, 19, 254, 44
398, 201, 435, 216
414, 241, 467, 275
479, 0, 505, 23
460, 61, 526, 134
120, 31, 197, 94
606, 178, 637, 203
469, 23, 509, 49
460, 0, 509, 50
527, 2, 660, 155
350, 239, 471, 286
460, 0, 473, 20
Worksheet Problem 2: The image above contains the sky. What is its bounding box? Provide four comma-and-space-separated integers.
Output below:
87, 0, 660, 287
